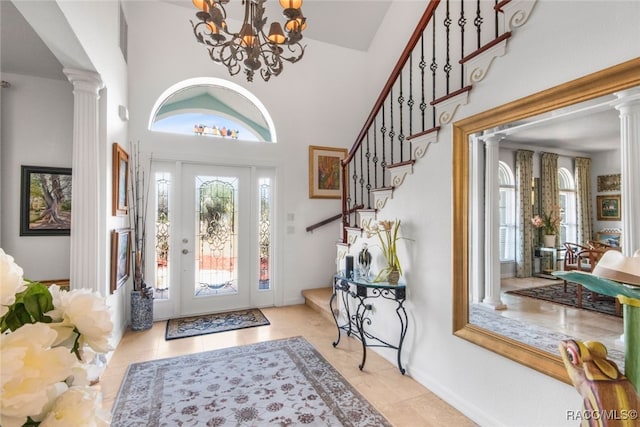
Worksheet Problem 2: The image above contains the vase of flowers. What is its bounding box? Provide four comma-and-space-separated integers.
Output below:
364, 219, 409, 284
531, 206, 561, 248
0, 248, 113, 426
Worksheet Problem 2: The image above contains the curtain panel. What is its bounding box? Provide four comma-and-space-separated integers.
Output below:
516, 150, 534, 277
541, 152, 559, 247
575, 157, 593, 244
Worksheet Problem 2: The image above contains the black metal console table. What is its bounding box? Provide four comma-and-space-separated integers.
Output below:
330, 274, 408, 374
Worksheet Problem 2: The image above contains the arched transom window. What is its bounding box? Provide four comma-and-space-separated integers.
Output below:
149, 77, 276, 142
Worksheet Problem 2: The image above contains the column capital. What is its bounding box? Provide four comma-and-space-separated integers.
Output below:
479, 132, 505, 146
614, 87, 640, 111
63, 68, 103, 95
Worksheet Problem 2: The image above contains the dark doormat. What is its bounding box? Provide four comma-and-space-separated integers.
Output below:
506, 282, 620, 317
165, 308, 270, 340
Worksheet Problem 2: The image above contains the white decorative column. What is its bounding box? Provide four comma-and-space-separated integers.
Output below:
614, 88, 640, 256
64, 69, 103, 293
470, 134, 485, 304
483, 135, 507, 310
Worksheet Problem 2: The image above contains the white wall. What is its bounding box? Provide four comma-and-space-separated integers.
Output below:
2, 0, 639, 426
0, 73, 73, 280
362, 1, 639, 426
124, 1, 425, 309
591, 148, 623, 233
1, 0, 131, 343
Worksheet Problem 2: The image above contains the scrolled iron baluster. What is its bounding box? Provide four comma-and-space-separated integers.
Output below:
458, 0, 467, 88
443, 0, 452, 94
398, 73, 405, 162
474, 0, 483, 50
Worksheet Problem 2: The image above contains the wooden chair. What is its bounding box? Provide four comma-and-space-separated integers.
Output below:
562, 242, 590, 291
567, 246, 621, 315
587, 240, 622, 252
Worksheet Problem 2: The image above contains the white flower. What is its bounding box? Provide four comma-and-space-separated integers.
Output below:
47, 285, 114, 354
40, 386, 111, 427
0, 323, 76, 427
0, 248, 27, 317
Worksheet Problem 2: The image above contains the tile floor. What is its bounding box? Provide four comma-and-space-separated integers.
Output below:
99, 303, 477, 427
499, 277, 624, 352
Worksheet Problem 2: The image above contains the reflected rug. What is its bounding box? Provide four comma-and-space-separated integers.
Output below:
506, 282, 620, 317
165, 308, 270, 340
111, 336, 391, 426
469, 305, 625, 370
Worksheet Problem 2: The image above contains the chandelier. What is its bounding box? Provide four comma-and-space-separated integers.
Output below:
191, 0, 306, 82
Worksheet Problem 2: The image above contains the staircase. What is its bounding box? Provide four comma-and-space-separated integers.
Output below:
302, 287, 334, 322
303, 0, 538, 310
334, 0, 537, 266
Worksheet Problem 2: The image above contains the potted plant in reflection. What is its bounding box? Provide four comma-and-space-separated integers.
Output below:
129, 141, 153, 331
531, 206, 560, 248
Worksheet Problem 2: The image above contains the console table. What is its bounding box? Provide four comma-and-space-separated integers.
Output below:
330, 274, 408, 374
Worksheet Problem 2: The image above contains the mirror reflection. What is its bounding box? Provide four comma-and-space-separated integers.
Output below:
452, 59, 640, 382
469, 93, 626, 369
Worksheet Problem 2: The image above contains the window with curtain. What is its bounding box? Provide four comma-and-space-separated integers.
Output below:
499, 161, 516, 261
558, 167, 577, 244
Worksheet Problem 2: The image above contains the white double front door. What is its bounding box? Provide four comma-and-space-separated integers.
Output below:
151, 161, 274, 319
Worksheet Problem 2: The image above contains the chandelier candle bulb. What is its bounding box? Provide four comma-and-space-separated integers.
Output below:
190, 0, 306, 82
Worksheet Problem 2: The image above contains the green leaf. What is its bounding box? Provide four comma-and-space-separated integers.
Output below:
23, 289, 54, 323
0, 282, 53, 332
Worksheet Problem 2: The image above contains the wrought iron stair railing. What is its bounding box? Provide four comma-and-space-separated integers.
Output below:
339, 0, 521, 240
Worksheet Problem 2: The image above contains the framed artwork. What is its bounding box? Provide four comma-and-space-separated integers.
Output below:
112, 143, 129, 216
110, 228, 131, 293
595, 231, 621, 248
597, 194, 621, 221
308, 145, 348, 199
20, 165, 72, 236
597, 174, 621, 192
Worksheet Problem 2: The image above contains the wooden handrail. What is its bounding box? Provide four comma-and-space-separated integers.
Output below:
306, 204, 364, 233
340, 0, 440, 241
343, 0, 441, 165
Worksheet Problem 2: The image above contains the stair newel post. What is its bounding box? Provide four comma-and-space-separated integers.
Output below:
341, 158, 349, 242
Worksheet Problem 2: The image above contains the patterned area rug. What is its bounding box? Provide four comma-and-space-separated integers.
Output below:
165, 308, 270, 340
506, 282, 620, 317
111, 336, 391, 426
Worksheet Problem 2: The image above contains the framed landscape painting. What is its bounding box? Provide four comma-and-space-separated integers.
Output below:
20, 165, 72, 236
112, 142, 129, 216
597, 194, 621, 221
308, 145, 348, 199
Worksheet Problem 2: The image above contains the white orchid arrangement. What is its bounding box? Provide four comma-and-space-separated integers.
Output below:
0, 248, 113, 427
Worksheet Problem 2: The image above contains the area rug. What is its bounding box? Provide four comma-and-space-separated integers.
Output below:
165, 308, 270, 340
111, 336, 391, 426
506, 282, 620, 317
469, 304, 625, 370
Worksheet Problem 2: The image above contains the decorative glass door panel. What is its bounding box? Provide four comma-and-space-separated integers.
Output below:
258, 177, 271, 291
195, 175, 238, 297
181, 164, 251, 315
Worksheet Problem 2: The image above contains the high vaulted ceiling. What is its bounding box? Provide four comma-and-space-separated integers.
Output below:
0, 0, 624, 153
1, 0, 391, 82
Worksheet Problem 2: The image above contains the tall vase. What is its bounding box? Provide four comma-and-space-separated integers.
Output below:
387, 268, 400, 285
131, 288, 154, 331
543, 234, 556, 248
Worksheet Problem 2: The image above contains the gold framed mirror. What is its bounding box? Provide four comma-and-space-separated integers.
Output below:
452, 58, 640, 383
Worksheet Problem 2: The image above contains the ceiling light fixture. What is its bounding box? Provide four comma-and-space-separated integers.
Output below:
191, 0, 306, 82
